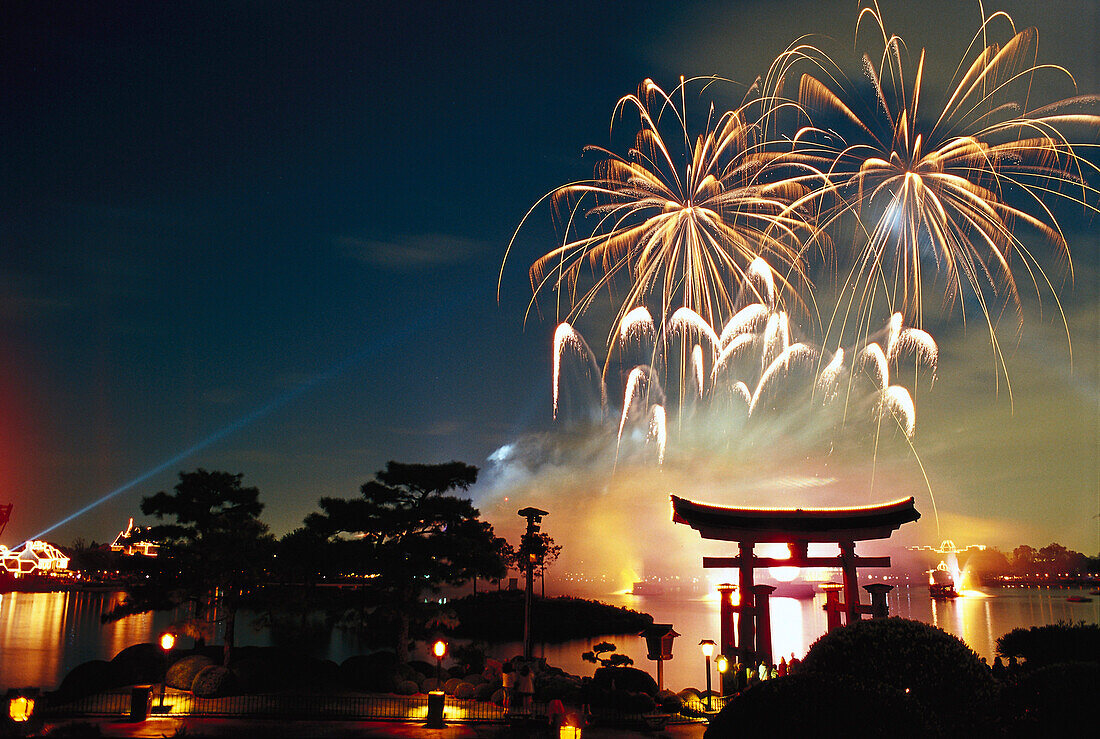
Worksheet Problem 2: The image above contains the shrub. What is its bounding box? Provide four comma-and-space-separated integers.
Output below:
996, 621, 1100, 668
997, 661, 1099, 733
191, 665, 238, 698
395, 679, 419, 695
453, 682, 476, 699
110, 643, 167, 685
419, 677, 441, 693
407, 659, 435, 677
655, 689, 682, 714
452, 643, 487, 675
339, 652, 397, 692
443, 677, 463, 695
490, 687, 506, 706
705, 673, 934, 739
591, 666, 657, 696
166, 655, 215, 690
56, 661, 124, 699
801, 618, 995, 733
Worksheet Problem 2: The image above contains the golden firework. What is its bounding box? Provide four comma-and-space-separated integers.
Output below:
506, 78, 812, 340
761, 1, 1099, 343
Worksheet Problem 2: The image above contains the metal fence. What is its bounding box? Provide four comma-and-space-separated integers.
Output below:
45, 690, 517, 723
42, 688, 719, 725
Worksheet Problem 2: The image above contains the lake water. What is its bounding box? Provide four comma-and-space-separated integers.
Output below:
2, 585, 1097, 693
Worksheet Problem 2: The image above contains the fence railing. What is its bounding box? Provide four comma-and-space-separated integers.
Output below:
42, 688, 719, 725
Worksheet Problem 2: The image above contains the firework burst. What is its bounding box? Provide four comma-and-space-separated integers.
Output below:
506, 78, 813, 340
760, 1, 1100, 344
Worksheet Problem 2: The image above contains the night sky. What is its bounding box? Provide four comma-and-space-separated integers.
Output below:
1, 1, 1097, 563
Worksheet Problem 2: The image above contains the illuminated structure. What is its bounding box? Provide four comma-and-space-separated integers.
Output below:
910, 540, 985, 597
672, 495, 919, 690
110, 518, 160, 557
0, 540, 70, 576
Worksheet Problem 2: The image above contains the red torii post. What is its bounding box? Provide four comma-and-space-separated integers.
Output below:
671, 495, 920, 692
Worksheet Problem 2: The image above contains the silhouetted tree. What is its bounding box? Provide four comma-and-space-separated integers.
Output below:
134, 469, 274, 665
511, 531, 561, 597
305, 460, 505, 662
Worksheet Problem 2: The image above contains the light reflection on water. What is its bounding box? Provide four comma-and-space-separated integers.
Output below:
2, 585, 1097, 692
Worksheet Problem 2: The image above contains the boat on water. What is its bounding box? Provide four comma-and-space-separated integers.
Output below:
630, 582, 665, 596
1067, 596, 1093, 603
930, 582, 958, 599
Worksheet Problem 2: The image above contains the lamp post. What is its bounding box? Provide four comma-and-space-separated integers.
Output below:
699, 639, 716, 711
433, 639, 447, 685
158, 632, 176, 710
517, 507, 548, 661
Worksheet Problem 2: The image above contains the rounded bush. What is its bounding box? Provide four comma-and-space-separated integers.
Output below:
395, 679, 419, 696
57, 660, 124, 699
704, 673, 933, 739
419, 677, 441, 693
490, 687, 507, 706
801, 618, 994, 732
191, 665, 239, 698
592, 666, 658, 696
443, 677, 463, 695
677, 687, 701, 703
998, 661, 1100, 732
475, 683, 497, 701
407, 659, 435, 677
166, 655, 215, 691
656, 689, 682, 713
464, 673, 486, 687
453, 682, 476, 699
340, 653, 397, 692
538, 674, 582, 704
110, 643, 168, 685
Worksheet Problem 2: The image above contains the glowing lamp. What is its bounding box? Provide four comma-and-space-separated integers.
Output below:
716, 654, 729, 674
160, 632, 176, 652
432, 640, 447, 659
8, 696, 34, 723
698, 639, 716, 711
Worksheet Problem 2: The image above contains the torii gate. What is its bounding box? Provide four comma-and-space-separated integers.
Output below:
671, 495, 920, 688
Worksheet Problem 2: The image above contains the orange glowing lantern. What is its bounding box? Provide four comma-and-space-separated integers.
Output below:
160, 632, 176, 652
8, 695, 34, 723
432, 640, 446, 660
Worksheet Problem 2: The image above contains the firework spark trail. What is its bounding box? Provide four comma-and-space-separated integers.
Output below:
649, 405, 667, 465
553, 322, 607, 419
749, 342, 817, 415
882, 385, 916, 438
719, 303, 771, 345
619, 306, 656, 343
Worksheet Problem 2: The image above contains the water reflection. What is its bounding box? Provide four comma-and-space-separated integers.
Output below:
2, 585, 1098, 692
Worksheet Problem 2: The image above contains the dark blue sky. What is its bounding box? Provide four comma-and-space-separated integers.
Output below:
1, 1, 1097, 553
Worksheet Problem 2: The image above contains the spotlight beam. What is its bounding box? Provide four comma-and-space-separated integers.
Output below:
29, 325, 418, 541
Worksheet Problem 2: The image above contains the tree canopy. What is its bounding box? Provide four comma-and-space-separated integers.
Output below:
304, 460, 507, 660
133, 469, 274, 664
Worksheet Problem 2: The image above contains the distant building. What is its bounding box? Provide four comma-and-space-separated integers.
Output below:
0, 540, 70, 575
110, 518, 160, 557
